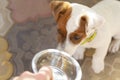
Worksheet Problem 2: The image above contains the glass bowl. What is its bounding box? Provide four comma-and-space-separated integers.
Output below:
32, 49, 82, 80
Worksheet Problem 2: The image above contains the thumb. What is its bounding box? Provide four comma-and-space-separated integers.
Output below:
35, 67, 53, 80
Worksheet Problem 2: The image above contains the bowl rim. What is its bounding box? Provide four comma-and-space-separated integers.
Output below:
32, 49, 82, 80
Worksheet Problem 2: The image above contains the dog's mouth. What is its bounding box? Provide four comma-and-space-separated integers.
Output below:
80, 30, 97, 45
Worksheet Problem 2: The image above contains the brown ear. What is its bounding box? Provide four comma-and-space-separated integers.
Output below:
50, 1, 71, 22
79, 16, 88, 33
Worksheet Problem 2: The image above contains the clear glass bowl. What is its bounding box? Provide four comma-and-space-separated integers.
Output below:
32, 49, 82, 80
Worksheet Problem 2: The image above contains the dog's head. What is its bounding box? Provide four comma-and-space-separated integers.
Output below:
50, 1, 105, 55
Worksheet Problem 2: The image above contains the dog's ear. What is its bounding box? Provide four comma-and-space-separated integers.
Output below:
50, 1, 72, 43
50, 1, 71, 22
81, 12, 105, 35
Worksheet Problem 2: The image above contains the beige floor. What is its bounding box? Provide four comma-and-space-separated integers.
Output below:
81, 51, 120, 80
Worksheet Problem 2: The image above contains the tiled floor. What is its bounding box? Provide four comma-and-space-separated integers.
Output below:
81, 52, 120, 80
0, 0, 120, 80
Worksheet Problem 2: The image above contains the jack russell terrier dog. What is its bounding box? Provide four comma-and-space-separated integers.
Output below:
50, 0, 120, 73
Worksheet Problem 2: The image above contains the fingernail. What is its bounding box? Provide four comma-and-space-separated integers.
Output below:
39, 67, 50, 71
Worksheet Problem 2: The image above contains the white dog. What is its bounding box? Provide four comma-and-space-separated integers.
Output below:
50, 0, 120, 73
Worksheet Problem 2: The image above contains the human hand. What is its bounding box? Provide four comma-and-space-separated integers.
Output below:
13, 67, 52, 80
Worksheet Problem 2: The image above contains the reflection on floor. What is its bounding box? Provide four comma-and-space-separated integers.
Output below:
0, 37, 13, 80
0, 0, 120, 80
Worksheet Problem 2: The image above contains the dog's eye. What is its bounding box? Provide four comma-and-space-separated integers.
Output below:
69, 33, 82, 44
69, 32, 86, 44
73, 35, 81, 40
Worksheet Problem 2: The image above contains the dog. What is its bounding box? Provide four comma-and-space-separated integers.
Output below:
50, 0, 120, 73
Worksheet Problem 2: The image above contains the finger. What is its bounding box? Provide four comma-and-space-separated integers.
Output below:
12, 77, 19, 80
35, 67, 52, 80
19, 71, 35, 79
36, 70, 50, 80
20, 71, 34, 77
40, 67, 52, 77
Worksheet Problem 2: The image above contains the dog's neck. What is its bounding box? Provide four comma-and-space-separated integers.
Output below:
81, 31, 97, 45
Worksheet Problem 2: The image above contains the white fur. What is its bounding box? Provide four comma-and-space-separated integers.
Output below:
57, 0, 120, 73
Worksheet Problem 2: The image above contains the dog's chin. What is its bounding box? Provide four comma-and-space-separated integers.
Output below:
57, 43, 65, 51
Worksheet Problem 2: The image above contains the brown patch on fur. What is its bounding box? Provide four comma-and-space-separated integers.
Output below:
69, 16, 87, 44
50, 1, 72, 43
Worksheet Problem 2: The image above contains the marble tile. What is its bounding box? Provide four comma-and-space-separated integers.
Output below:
65, 0, 101, 7
113, 57, 120, 71
6, 17, 57, 76
8, 0, 51, 23
0, 0, 13, 36
0, 37, 13, 80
